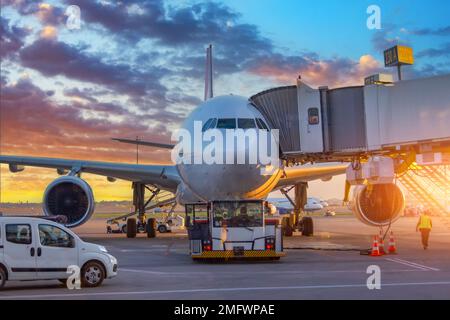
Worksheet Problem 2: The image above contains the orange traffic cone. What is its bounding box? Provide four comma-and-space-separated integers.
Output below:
370, 236, 383, 256
379, 230, 386, 254
388, 231, 397, 254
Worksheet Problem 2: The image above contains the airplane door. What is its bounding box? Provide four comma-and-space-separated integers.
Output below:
3, 223, 37, 280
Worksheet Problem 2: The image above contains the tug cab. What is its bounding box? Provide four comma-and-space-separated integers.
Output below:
185, 200, 284, 260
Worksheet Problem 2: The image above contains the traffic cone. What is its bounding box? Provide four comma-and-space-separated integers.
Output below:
388, 231, 397, 254
370, 236, 382, 257
379, 230, 385, 254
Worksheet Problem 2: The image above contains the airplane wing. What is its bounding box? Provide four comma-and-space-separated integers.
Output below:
276, 163, 347, 188
0, 155, 180, 191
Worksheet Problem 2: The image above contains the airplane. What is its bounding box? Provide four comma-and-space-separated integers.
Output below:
0, 45, 405, 233
268, 197, 324, 214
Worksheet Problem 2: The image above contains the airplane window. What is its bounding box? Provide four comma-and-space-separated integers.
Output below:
202, 118, 214, 132
207, 118, 217, 130
238, 118, 256, 129
308, 108, 320, 125
256, 118, 269, 130
217, 118, 236, 129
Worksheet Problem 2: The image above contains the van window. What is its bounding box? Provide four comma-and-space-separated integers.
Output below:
217, 118, 236, 129
39, 224, 75, 248
238, 118, 256, 129
6, 224, 32, 245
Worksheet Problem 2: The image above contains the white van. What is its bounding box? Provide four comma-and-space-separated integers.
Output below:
0, 216, 117, 289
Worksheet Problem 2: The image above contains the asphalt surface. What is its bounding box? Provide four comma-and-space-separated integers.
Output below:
1, 216, 450, 300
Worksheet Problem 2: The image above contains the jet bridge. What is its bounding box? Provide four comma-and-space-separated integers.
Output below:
251, 73, 450, 215
250, 73, 450, 165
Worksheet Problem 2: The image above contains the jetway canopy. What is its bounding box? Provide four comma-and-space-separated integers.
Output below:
250, 74, 450, 163
250, 86, 300, 153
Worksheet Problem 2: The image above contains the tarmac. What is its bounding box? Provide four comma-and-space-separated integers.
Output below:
1, 215, 450, 300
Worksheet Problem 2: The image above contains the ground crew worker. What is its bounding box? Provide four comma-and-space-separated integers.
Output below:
416, 209, 433, 250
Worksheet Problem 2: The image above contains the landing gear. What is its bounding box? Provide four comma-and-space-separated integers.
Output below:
299, 216, 314, 236
282, 216, 294, 236
126, 218, 137, 238
146, 218, 156, 238
106, 182, 177, 238
280, 182, 314, 236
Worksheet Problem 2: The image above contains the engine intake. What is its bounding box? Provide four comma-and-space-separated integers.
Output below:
43, 176, 95, 228
353, 183, 404, 227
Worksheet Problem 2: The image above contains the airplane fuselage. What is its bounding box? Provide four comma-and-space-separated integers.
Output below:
174, 95, 282, 203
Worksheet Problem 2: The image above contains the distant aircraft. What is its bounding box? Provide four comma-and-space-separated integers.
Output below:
0, 45, 404, 230
267, 197, 324, 214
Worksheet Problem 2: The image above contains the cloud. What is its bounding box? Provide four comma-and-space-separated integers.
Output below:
65, 0, 272, 76
371, 27, 410, 52
0, 78, 174, 163
19, 38, 168, 99
40, 25, 58, 39
410, 26, 450, 36
246, 53, 382, 88
63, 87, 99, 103
0, 17, 29, 58
417, 43, 450, 59
35, 3, 65, 26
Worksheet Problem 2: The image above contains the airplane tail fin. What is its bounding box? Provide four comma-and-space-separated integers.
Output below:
204, 44, 213, 101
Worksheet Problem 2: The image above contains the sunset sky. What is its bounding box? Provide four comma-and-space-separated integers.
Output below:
1, 0, 449, 203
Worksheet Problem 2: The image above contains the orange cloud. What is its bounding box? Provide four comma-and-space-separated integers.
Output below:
249, 54, 383, 88
0, 79, 174, 203
40, 25, 57, 39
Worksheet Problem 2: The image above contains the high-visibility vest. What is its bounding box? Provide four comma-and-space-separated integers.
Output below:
418, 215, 432, 229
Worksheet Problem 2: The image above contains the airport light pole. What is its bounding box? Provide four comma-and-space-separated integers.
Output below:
136, 136, 139, 164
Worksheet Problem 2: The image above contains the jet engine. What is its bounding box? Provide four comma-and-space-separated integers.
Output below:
352, 183, 404, 227
43, 176, 95, 228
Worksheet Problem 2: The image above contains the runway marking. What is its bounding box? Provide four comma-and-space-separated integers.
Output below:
119, 268, 425, 276
385, 258, 440, 271
120, 268, 167, 275
2, 281, 450, 299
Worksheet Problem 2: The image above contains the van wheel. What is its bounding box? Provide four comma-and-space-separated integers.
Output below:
81, 261, 105, 288
126, 218, 137, 238
0, 268, 6, 289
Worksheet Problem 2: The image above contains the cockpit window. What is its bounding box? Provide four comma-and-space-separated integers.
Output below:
217, 118, 236, 129
208, 118, 217, 130
256, 118, 269, 130
202, 118, 217, 132
238, 118, 256, 129
202, 119, 213, 132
